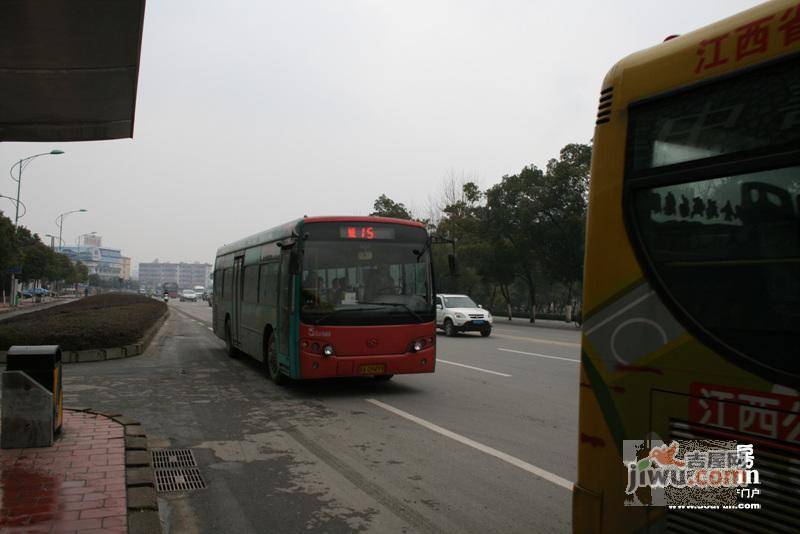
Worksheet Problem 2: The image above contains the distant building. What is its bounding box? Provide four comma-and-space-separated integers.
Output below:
138, 261, 211, 290
120, 256, 131, 280
59, 235, 127, 281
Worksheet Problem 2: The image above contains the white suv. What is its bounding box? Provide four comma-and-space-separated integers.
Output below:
436, 294, 493, 337
179, 289, 198, 302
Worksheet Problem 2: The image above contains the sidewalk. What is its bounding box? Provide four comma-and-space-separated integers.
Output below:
0, 411, 128, 533
492, 315, 580, 332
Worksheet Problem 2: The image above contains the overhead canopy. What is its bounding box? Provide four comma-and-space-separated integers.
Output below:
0, 0, 146, 142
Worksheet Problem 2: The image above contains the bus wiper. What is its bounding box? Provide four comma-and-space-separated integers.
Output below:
361, 302, 424, 322
313, 307, 375, 324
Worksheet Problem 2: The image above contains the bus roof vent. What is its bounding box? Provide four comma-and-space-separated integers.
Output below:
596, 87, 613, 125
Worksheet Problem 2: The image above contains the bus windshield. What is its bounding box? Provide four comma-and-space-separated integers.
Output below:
300, 223, 433, 326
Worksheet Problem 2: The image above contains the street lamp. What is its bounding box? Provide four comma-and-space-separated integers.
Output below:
56, 209, 88, 251
5, 150, 63, 307
9, 149, 65, 226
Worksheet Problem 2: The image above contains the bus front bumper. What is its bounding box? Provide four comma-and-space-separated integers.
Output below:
299, 347, 436, 379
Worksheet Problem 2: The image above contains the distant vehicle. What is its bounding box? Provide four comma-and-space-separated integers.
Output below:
213, 216, 436, 384
18, 287, 50, 299
436, 294, 492, 337
193, 286, 206, 300
179, 290, 198, 302
162, 282, 178, 298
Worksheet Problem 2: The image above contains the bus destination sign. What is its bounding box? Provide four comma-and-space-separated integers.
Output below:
339, 226, 396, 240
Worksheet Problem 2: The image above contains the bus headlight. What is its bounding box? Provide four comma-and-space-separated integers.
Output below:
409, 337, 433, 352
322, 344, 335, 357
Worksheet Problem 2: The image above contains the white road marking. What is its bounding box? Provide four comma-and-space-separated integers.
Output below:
438, 359, 511, 377
498, 348, 579, 363
366, 399, 573, 491
207, 327, 213, 331
491, 332, 580, 348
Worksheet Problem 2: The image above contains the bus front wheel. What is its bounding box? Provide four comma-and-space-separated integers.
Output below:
266, 334, 286, 385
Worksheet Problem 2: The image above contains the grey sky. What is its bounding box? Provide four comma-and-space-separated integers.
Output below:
2, 0, 763, 268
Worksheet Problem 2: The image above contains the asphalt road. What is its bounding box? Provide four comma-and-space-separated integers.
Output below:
62, 300, 581, 533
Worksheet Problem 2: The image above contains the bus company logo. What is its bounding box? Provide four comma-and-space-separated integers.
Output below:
623, 439, 760, 508
307, 328, 331, 338
366, 338, 379, 347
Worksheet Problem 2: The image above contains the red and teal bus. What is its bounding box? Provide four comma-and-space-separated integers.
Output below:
212, 216, 436, 384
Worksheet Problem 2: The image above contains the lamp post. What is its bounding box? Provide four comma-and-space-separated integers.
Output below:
56, 209, 88, 251
7, 149, 64, 307
10, 150, 64, 226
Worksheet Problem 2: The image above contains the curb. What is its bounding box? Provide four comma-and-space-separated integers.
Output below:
0, 309, 169, 364
68, 408, 162, 534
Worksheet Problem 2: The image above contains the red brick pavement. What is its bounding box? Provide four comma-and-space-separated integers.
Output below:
0, 410, 127, 534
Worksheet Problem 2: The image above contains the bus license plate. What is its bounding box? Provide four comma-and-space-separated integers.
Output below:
360, 364, 385, 375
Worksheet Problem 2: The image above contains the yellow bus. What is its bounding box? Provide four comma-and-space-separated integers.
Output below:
576, 1, 800, 532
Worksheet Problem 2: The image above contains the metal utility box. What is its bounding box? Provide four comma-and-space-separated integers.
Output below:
5, 345, 63, 433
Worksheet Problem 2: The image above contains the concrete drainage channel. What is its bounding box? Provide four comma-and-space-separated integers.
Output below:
151, 448, 207, 493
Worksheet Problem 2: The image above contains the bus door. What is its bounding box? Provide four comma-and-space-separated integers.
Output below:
277, 248, 292, 362
233, 255, 244, 346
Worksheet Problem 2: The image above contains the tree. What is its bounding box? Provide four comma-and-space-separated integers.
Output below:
485, 167, 547, 322
371, 194, 412, 220
537, 143, 591, 303
74, 262, 89, 284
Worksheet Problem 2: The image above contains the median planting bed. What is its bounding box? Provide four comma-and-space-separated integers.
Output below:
0, 293, 167, 352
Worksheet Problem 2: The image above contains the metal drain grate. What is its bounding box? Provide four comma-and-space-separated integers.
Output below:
151, 448, 198, 468
154, 467, 206, 492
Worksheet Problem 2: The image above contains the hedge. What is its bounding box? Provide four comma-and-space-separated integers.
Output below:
0, 293, 167, 352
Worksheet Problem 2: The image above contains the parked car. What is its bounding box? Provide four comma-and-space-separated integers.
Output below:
18, 287, 49, 299
179, 289, 198, 302
436, 293, 493, 337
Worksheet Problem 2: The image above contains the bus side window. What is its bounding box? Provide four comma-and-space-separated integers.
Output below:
243, 266, 258, 303
223, 268, 233, 301
259, 263, 278, 305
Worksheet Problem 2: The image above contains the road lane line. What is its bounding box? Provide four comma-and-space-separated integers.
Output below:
491, 332, 580, 348
498, 348, 579, 363
365, 399, 573, 491
438, 359, 511, 377
207, 327, 213, 331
